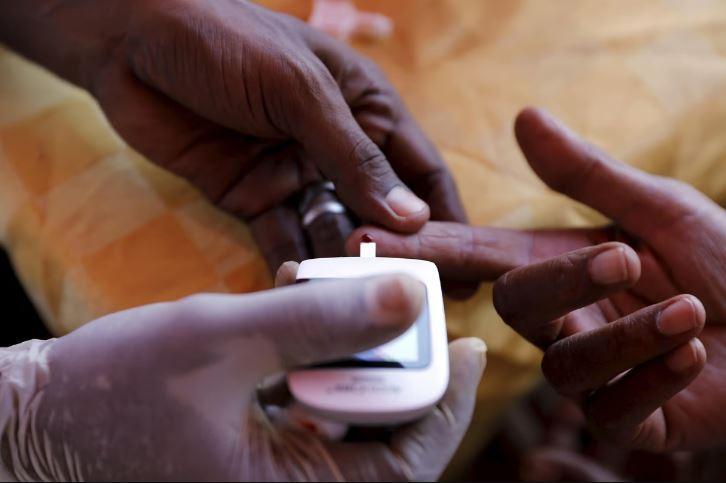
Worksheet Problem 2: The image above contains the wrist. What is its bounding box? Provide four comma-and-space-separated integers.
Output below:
0, 0, 136, 91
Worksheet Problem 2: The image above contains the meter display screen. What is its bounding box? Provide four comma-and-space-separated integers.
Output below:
310, 280, 431, 369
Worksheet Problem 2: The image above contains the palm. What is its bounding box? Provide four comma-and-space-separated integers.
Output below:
88, 6, 466, 271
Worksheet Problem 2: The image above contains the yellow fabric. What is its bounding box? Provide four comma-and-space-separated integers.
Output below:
1, 0, 726, 476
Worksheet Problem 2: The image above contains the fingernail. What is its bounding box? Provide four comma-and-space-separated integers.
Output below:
371, 275, 424, 327
468, 338, 488, 364
386, 186, 427, 218
589, 247, 631, 285
657, 297, 699, 336
665, 339, 703, 373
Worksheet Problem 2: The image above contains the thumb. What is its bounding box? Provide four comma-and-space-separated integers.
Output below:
390, 338, 487, 481
514, 107, 698, 236
176, 275, 425, 373
293, 66, 430, 232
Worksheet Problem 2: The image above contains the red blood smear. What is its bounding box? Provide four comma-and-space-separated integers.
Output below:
300, 420, 319, 435
361, 233, 374, 243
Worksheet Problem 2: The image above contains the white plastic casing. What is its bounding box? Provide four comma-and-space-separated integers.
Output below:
287, 256, 449, 425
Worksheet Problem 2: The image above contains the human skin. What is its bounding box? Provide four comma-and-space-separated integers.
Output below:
0, 272, 486, 481
0, 0, 468, 273
349, 108, 726, 452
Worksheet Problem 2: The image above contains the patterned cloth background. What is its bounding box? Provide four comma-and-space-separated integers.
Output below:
1, 0, 725, 474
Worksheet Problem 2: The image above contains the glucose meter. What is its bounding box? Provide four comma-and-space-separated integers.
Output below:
287, 239, 449, 425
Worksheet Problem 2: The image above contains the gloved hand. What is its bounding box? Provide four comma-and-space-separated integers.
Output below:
0, 272, 486, 481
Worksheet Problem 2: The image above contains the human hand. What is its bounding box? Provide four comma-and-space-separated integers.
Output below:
348, 108, 726, 451
0, 0, 467, 272
0, 272, 485, 481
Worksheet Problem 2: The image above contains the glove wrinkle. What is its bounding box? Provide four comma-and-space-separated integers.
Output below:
0, 340, 65, 482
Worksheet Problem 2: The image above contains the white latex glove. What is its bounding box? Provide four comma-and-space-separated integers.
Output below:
0, 270, 486, 481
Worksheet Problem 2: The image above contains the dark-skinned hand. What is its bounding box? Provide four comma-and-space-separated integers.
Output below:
348, 108, 726, 452
0, 0, 468, 275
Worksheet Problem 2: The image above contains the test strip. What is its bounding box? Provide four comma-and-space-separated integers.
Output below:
360, 242, 376, 258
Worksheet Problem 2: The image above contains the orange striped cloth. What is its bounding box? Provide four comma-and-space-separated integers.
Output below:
2, 0, 725, 474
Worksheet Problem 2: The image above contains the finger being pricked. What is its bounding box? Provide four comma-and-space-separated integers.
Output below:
542, 295, 707, 399
493, 242, 642, 349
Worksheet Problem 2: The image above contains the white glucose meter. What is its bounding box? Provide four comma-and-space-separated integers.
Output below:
287, 239, 449, 425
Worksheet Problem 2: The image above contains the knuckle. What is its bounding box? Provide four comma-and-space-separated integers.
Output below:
127, 3, 202, 80
281, 56, 337, 104
407, 168, 451, 204
347, 137, 391, 182
281, 56, 317, 85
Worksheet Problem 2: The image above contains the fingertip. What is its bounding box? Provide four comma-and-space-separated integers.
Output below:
693, 337, 708, 367
588, 242, 641, 287
514, 107, 555, 143
682, 294, 707, 328
274, 261, 300, 288
621, 244, 642, 285
513, 107, 589, 194
384, 186, 431, 232
665, 338, 707, 375
515, 106, 547, 128
657, 294, 707, 338
367, 274, 424, 332
449, 338, 488, 384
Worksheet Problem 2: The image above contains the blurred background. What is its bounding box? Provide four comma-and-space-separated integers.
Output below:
2, 0, 726, 480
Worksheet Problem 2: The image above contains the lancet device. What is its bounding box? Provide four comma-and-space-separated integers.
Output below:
287, 239, 449, 425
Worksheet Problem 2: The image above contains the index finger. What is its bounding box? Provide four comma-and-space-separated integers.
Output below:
346, 222, 599, 282
493, 243, 641, 349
